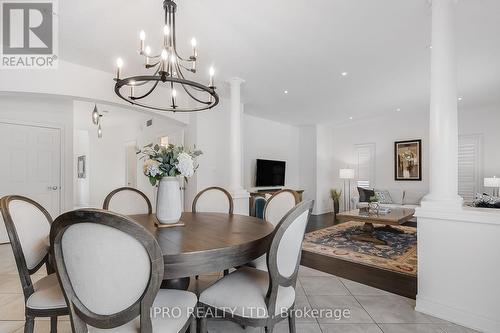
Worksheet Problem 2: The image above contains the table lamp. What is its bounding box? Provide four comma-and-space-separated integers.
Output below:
339, 169, 355, 211
484, 176, 500, 197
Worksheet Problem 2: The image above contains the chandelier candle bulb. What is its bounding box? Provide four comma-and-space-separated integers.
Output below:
145, 46, 151, 65
209, 67, 215, 87
161, 49, 168, 72
139, 30, 146, 53
191, 38, 197, 57
171, 89, 177, 107
116, 58, 123, 79
129, 80, 135, 97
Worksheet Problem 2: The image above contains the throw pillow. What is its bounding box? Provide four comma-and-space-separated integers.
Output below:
374, 190, 393, 204
358, 187, 375, 202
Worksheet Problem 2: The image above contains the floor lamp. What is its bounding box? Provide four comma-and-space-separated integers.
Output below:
484, 177, 500, 197
339, 169, 355, 211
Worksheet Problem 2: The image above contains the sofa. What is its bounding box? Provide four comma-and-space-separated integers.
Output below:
351, 188, 426, 210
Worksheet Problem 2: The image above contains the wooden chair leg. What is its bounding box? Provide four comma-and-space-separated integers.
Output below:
50, 316, 58, 333
24, 316, 35, 333
288, 308, 296, 333
199, 316, 207, 333
189, 316, 196, 333
195, 275, 199, 280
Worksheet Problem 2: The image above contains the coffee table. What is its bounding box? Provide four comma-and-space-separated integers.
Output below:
336, 208, 415, 245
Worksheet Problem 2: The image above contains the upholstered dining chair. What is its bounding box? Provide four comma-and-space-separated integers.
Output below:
192, 186, 234, 214
248, 189, 300, 271
103, 187, 153, 215
192, 187, 234, 278
198, 200, 314, 333
0, 195, 68, 333
264, 189, 300, 226
52, 209, 197, 333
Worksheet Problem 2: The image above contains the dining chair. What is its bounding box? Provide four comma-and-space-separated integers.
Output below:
264, 189, 300, 226
192, 187, 234, 214
251, 197, 267, 219
0, 195, 68, 333
192, 187, 234, 278
103, 187, 153, 215
198, 200, 314, 333
52, 209, 197, 333
248, 189, 300, 271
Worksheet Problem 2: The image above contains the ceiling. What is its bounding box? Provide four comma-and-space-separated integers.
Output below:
59, 0, 500, 125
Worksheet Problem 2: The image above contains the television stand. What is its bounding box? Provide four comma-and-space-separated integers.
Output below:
248, 189, 304, 216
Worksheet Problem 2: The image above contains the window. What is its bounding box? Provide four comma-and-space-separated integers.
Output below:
354, 143, 376, 189
458, 135, 482, 203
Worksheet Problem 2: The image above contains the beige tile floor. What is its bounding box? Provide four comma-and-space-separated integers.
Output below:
0, 244, 479, 333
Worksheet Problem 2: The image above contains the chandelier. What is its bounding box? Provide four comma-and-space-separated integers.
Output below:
114, 0, 219, 112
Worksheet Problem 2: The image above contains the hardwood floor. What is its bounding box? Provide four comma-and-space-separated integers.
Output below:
302, 213, 417, 299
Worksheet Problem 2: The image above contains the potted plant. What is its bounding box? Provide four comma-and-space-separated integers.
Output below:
140, 143, 202, 224
330, 188, 342, 217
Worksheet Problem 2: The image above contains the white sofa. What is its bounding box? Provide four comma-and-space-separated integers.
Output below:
351, 188, 426, 210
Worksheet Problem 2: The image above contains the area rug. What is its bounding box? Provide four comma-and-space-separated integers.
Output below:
302, 221, 417, 276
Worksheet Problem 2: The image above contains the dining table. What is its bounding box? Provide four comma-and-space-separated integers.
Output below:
129, 212, 275, 290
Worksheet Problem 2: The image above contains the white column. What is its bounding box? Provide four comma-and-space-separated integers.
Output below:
421, 0, 462, 209
227, 77, 245, 193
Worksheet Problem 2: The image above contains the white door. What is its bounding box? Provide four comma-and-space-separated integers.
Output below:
0, 122, 61, 243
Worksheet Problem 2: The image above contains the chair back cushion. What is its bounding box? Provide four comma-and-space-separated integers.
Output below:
104, 188, 151, 215
8, 199, 50, 270
60, 222, 150, 315
264, 190, 298, 226
276, 209, 309, 278
193, 187, 233, 213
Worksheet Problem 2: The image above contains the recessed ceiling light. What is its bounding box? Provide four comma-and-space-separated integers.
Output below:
458, 96, 463, 101
341, 72, 348, 77
429, 45, 433, 49
396, 108, 401, 112
284, 90, 288, 94
349, 116, 353, 120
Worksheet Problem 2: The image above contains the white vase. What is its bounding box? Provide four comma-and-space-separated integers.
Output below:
156, 177, 182, 224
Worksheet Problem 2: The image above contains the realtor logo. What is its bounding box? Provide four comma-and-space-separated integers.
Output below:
1, 0, 58, 68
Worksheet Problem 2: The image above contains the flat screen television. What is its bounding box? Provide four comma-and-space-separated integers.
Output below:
256, 159, 286, 187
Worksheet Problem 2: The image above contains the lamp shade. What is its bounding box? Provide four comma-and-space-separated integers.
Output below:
339, 168, 355, 179
484, 177, 500, 188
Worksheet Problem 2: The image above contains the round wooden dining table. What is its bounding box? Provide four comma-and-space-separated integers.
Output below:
129, 212, 275, 290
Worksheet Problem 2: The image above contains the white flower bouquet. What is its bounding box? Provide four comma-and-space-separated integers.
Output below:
140, 143, 202, 186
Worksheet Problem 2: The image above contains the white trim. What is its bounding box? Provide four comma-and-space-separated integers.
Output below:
416, 295, 500, 333
0, 118, 66, 215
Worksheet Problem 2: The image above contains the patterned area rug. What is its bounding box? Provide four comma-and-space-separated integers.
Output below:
302, 221, 417, 276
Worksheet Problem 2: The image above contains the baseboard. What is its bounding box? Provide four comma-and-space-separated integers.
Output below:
416, 296, 500, 333
312, 208, 333, 216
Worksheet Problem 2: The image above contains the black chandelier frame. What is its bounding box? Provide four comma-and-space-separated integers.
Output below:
113, 0, 219, 112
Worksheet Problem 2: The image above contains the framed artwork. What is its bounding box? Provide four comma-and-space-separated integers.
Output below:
395, 140, 422, 181
77, 155, 86, 179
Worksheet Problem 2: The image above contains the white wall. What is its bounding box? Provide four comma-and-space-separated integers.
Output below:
329, 111, 430, 196
459, 106, 500, 178
72, 101, 186, 209
416, 208, 500, 333
74, 129, 90, 207
298, 126, 318, 210
0, 94, 74, 212
243, 114, 300, 190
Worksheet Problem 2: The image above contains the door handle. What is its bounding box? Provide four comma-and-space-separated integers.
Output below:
48, 186, 59, 191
